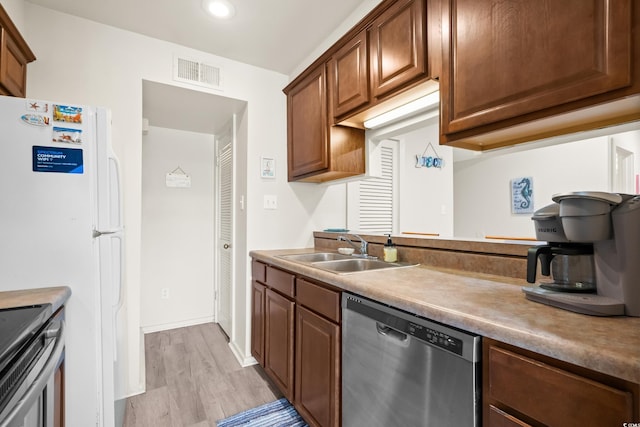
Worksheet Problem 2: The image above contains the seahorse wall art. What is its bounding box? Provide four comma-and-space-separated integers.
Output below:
511, 177, 534, 214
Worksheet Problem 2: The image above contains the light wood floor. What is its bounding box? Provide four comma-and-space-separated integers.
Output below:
123, 323, 282, 427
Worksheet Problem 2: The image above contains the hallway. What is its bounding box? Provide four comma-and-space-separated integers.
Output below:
123, 323, 281, 426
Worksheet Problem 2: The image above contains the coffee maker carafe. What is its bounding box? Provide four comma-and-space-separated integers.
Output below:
523, 191, 640, 317
527, 203, 596, 291
527, 243, 595, 292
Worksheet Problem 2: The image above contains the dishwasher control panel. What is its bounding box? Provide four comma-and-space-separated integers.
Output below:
345, 294, 476, 359
407, 322, 463, 355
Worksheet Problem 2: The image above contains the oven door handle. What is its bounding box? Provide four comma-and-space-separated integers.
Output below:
0, 320, 65, 427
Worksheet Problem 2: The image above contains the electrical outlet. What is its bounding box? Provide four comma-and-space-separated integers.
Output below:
161, 288, 169, 299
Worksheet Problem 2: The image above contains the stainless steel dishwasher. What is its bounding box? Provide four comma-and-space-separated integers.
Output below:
342, 293, 481, 427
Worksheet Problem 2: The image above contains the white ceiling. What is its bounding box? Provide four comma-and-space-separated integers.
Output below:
25, 0, 370, 134
25, 0, 367, 76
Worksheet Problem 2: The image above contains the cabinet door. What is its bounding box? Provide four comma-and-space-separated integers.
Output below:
54, 361, 65, 427
264, 289, 295, 401
287, 65, 328, 180
329, 29, 370, 119
370, 0, 427, 100
441, 0, 633, 135
295, 306, 340, 427
251, 281, 266, 366
0, 5, 36, 97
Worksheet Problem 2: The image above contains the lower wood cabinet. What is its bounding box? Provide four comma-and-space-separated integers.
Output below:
52, 306, 66, 427
54, 360, 65, 427
295, 279, 341, 427
264, 288, 295, 401
250, 281, 265, 366
484, 338, 639, 427
251, 260, 342, 427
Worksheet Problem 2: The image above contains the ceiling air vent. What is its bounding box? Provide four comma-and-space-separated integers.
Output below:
173, 56, 222, 89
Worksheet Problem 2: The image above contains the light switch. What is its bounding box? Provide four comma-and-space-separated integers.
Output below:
264, 195, 278, 210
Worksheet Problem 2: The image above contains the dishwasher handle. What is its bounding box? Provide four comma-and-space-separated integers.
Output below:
376, 322, 408, 342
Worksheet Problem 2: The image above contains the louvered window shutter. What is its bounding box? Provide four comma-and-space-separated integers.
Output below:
358, 145, 395, 234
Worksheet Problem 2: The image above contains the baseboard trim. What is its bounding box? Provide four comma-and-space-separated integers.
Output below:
141, 316, 215, 334
228, 340, 258, 367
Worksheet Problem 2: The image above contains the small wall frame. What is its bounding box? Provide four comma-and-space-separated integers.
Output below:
261, 156, 275, 178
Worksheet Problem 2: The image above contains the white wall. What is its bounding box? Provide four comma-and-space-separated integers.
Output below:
453, 136, 611, 239
397, 118, 455, 237
1, 0, 25, 31
291, 0, 381, 79
21, 4, 347, 423
141, 126, 215, 330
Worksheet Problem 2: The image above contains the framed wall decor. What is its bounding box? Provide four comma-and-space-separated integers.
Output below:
511, 176, 534, 214
261, 156, 275, 178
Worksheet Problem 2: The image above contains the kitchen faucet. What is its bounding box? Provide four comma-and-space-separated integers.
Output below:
338, 234, 372, 258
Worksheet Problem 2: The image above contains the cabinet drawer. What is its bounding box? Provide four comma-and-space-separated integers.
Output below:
488, 346, 633, 426
488, 405, 531, 427
251, 260, 266, 283
266, 266, 295, 298
297, 278, 340, 323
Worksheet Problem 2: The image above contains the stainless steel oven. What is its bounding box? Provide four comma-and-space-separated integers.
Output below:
342, 293, 481, 427
0, 305, 65, 427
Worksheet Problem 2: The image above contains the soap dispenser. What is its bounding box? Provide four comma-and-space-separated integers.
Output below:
383, 234, 397, 263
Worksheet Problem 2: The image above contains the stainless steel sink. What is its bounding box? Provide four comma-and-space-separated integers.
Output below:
313, 258, 415, 274
278, 252, 352, 263
278, 252, 417, 274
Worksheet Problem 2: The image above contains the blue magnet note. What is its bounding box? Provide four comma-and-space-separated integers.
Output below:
32, 146, 84, 174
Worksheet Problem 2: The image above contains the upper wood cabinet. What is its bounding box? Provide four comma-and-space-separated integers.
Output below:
0, 5, 36, 97
328, 29, 370, 119
370, 0, 427, 100
286, 65, 328, 180
328, 0, 441, 124
285, 63, 365, 183
440, 0, 640, 150
285, 0, 441, 182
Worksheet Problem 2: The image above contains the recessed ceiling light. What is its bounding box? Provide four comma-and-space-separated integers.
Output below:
202, 0, 236, 19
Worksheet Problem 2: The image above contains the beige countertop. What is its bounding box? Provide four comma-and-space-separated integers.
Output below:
250, 248, 640, 384
0, 286, 71, 313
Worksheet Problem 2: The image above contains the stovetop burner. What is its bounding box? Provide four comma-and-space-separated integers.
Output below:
0, 304, 52, 374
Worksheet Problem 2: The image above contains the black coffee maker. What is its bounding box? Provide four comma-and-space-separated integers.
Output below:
526, 204, 596, 292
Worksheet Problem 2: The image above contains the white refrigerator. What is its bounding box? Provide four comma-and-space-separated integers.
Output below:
0, 94, 126, 427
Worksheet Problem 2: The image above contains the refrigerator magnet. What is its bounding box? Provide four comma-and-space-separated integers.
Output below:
26, 100, 49, 113
32, 146, 84, 174
21, 114, 50, 127
53, 104, 83, 123
52, 127, 82, 144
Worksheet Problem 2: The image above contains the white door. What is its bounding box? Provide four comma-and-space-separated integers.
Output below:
216, 116, 235, 337
612, 144, 635, 194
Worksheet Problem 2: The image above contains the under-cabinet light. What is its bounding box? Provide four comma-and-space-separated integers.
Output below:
364, 91, 440, 129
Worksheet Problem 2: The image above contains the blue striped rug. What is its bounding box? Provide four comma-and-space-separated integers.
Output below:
216, 398, 308, 427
